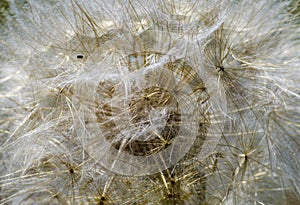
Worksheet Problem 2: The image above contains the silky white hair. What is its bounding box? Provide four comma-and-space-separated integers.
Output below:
0, 0, 299, 204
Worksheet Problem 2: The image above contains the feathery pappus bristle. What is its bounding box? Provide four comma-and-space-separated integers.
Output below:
0, 0, 299, 204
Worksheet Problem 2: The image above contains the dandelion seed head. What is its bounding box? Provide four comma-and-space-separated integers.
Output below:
1, 0, 299, 204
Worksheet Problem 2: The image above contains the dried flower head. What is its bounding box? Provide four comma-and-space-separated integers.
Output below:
1, 0, 299, 204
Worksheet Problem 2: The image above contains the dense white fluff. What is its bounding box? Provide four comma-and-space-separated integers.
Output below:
0, 0, 299, 204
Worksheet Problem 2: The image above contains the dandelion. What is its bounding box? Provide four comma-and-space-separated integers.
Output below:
0, 0, 299, 204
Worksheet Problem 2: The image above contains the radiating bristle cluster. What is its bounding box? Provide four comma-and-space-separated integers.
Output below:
0, 0, 299, 204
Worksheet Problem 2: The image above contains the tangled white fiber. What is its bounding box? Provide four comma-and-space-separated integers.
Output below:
0, 0, 299, 204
